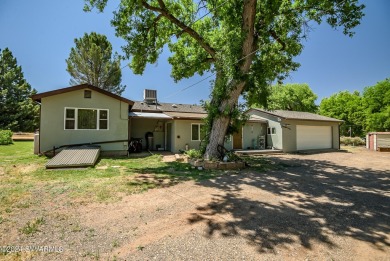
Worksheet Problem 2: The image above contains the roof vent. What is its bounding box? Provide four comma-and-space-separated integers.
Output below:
143, 89, 157, 104
172, 104, 178, 108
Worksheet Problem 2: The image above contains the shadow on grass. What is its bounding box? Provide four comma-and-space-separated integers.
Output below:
121, 160, 225, 190
188, 155, 390, 253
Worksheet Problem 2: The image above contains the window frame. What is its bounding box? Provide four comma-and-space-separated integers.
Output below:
191, 123, 204, 141
64, 107, 109, 130
84, 90, 92, 99
267, 127, 276, 135
65, 108, 76, 130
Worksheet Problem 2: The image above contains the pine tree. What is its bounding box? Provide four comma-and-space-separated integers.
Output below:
0, 48, 39, 132
66, 32, 126, 95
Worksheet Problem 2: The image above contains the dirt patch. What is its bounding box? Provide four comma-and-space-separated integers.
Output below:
1, 147, 389, 260
19, 164, 40, 174
161, 155, 176, 162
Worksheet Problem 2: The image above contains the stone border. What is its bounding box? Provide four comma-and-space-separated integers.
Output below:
189, 159, 245, 170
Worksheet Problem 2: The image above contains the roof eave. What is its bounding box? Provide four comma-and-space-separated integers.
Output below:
31, 84, 134, 105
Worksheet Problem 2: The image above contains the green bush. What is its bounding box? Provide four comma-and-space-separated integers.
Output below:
185, 149, 202, 159
340, 136, 365, 146
0, 130, 13, 145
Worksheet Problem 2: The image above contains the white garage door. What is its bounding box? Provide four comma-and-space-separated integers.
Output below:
296, 125, 332, 150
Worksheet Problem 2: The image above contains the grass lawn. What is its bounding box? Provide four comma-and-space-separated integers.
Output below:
0, 141, 222, 215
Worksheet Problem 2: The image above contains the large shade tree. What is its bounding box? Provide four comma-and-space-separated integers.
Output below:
362, 79, 390, 132
319, 90, 364, 136
85, 0, 364, 159
0, 48, 39, 132
66, 32, 126, 95
253, 83, 318, 112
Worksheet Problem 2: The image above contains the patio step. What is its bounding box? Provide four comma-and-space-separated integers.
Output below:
46, 145, 100, 169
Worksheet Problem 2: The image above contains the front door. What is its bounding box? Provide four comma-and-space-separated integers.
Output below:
233, 127, 242, 149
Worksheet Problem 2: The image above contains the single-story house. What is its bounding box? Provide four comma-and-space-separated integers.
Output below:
366, 132, 390, 151
32, 84, 343, 155
246, 108, 343, 152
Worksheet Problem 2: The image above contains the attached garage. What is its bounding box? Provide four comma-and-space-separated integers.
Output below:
246, 108, 343, 152
296, 125, 332, 150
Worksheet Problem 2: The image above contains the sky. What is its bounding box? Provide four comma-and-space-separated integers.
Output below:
0, 0, 389, 105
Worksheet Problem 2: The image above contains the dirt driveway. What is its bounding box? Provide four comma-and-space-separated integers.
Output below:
2, 147, 390, 260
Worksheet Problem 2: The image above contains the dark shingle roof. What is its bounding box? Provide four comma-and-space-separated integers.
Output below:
131, 101, 206, 114
251, 108, 343, 122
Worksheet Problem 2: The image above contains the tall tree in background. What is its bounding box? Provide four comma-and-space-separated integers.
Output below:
362, 79, 390, 132
253, 83, 317, 112
85, 0, 364, 159
319, 90, 364, 136
0, 48, 39, 132
66, 32, 125, 95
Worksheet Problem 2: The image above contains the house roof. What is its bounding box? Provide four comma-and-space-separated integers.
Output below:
131, 101, 206, 114
250, 108, 344, 122
31, 84, 134, 105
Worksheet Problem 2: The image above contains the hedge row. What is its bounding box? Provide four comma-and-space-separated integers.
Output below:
340, 136, 365, 146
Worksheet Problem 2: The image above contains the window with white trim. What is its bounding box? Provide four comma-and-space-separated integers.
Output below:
64, 108, 109, 130
267, 127, 276, 135
191, 123, 204, 141
65, 108, 75, 129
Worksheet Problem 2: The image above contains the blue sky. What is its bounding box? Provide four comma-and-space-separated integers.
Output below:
0, 0, 389, 105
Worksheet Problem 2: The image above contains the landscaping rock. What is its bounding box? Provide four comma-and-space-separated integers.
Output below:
204, 161, 218, 170
218, 162, 227, 170
193, 160, 204, 167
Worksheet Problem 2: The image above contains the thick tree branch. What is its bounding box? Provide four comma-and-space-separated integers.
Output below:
141, 0, 216, 59
269, 29, 286, 51
240, 0, 257, 73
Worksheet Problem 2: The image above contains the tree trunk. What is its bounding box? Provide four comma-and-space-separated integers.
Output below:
204, 81, 245, 160
204, 0, 257, 160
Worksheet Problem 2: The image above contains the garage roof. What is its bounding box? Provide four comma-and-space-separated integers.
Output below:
251, 108, 344, 122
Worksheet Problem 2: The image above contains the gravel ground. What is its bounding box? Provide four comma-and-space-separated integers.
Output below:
1, 147, 389, 260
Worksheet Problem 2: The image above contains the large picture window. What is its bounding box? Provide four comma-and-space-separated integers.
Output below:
64, 108, 109, 130
191, 123, 204, 141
